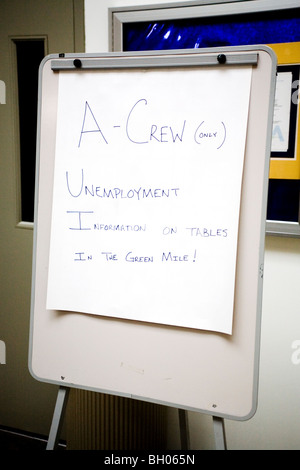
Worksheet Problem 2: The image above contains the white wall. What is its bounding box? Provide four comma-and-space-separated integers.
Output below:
84, 0, 300, 450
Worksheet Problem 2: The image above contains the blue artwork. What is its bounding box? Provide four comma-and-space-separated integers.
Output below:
124, 10, 300, 51
123, 8, 300, 224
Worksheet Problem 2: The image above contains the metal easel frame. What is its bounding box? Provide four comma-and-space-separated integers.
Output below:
46, 387, 70, 450
30, 45, 275, 450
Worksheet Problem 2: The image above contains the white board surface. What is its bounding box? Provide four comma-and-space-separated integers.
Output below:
29, 47, 276, 420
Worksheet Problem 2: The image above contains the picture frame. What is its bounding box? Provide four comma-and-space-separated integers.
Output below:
111, 1, 300, 236
266, 42, 300, 237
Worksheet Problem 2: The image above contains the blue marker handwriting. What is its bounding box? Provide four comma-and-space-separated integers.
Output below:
66, 169, 179, 201
77, 99, 226, 149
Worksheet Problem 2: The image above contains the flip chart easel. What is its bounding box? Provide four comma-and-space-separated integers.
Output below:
29, 46, 277, 450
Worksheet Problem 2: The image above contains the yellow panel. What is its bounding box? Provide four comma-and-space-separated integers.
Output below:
268, 42, 300, 179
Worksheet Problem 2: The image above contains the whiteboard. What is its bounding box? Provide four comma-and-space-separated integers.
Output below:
29, 46, 276, 420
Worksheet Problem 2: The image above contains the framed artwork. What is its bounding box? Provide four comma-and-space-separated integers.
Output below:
111, 1, 300, 236
267, 42, 300, 236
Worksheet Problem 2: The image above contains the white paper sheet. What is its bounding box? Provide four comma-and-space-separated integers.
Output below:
272, 71, 293, 153
46, 65, 252, 334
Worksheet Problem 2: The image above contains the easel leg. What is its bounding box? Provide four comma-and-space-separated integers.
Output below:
213, 416, 227, 450
178, 409, 190, 450
46, 386, 70, 450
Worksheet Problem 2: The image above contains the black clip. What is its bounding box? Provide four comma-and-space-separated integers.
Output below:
73, 59, 82, 69
217, 54, 226, 64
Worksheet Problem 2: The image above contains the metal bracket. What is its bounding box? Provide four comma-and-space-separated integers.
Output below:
51, 52, 258, 71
